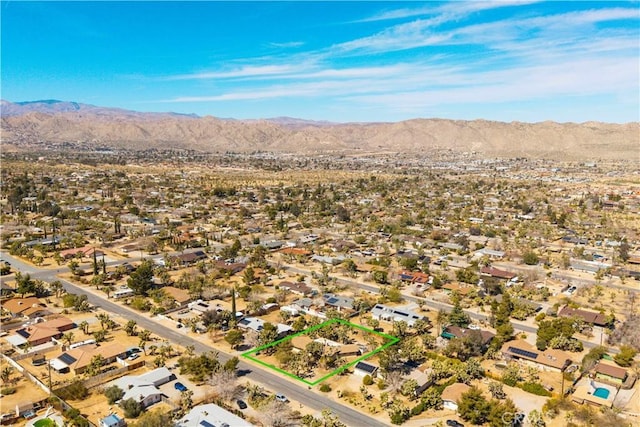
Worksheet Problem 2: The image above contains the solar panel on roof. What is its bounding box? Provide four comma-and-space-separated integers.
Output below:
326, 297, 339, 304
508, 347, 538, 359
58, 353, 77, 365
394, 311, 408, 316
355, 362, 377, 373
199, 421, 215, 427
16, 329, 30, 338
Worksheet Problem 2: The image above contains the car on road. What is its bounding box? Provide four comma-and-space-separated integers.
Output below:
275, 393, 288, 403
236, 399, 247, 409
174, 382, 187, 392
446, 421, 464, 427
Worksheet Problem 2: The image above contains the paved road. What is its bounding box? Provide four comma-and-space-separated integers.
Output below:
0, 252, 389, 427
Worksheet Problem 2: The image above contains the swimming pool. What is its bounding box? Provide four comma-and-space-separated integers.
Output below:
593, 387, 610, 399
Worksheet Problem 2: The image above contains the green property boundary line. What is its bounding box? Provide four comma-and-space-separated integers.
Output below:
241, 318, 399, 386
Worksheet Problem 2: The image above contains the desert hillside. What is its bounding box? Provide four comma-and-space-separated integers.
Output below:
1, 100, 637, 160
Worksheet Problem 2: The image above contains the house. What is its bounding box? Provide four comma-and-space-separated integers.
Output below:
99, 414, 126, 427
475, 248, 505, 260
594, 361, 628, 385
557, 306, 608, 327
59, 245, 103, 260
441, 383, 471, 411
501, 339, 573, 372
398, 270, 430, 285
279, 247, 312, 257
53, 343, 127, 374
113, 368, 171, 409
480, 266, 516, 280
322, 294, 354, 312
405, 368, 433, 397
2, 297, 49, 318
279, 281, 315, 297
161, 286, 192, 306
311, 254, 347, 265
7, 316, 75, 348
441, 325, 495, 348
237, 317, 292, 338
354, 361, 379, 378
370, 304, 426, 327
175, 403, 254, 427
137, 367, 173, 387
171, 250, 207, 266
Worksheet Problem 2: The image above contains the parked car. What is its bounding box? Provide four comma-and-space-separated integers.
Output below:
174, 382, 187, 392
275, 393, 288, 403
446, 421, 464, 427
236, 400, 247, 409
128, 354, 140, 361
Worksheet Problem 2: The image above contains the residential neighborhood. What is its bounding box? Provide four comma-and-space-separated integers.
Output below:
0, 153, 639, 427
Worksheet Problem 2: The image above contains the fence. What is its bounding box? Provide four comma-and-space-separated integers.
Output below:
0, 353, 96, 426
83, 359, 146, 389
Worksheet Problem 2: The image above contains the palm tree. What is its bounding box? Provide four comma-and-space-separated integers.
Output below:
62, 332, 75, 348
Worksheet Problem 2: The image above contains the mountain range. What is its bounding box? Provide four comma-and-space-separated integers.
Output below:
1, 99, 638, 160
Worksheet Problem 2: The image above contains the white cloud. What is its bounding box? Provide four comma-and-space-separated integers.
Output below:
165, 64, 310, 81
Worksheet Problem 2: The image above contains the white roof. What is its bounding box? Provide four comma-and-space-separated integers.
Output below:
176, 403, 254, 427
138, 367, 172, 386
5, 334, 28, 347
49, 358, 68, 371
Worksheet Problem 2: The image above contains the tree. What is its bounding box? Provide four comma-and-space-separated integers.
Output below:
121, 398, 143, 418
85, 354, 104, 377
488, 398, 519, 427
50, 280, 64, 298
501, 363, 521, 387
581, 345, 607, 372
258, 322, 279, 353
97, 313, 111, 330
179, 390, 193, 417
614, 345, 637, 367
104, 385, 124, 404
488, 381, 506, 399
449, 297, 471, 327
127, 259, 155, 296
78, 320, 90, 335
457, 386, 491, 425
62, 331, 75, 348
132, 409, 173, 427
1, 366, 14, 384
125, 320, 138, 336
15, 272, 36, 297
536, 317, 577, 350
523, 251, 540, 265
224, 329, 244, 350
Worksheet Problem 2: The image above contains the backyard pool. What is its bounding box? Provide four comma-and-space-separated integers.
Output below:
593, 387, 610, 399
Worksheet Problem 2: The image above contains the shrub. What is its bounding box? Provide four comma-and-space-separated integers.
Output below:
521, 382, 552, 397
56, 380, 88, 401
130, 296, 151, 312
104, 385, 124, 404
0, 387, 16, 395
121, 397, 143, 418
362, 375, 373, 386
377, 379, 386, 389
319, 384, 331, 392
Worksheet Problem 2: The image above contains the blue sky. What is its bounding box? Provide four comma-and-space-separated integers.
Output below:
2, 1, 639, 123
